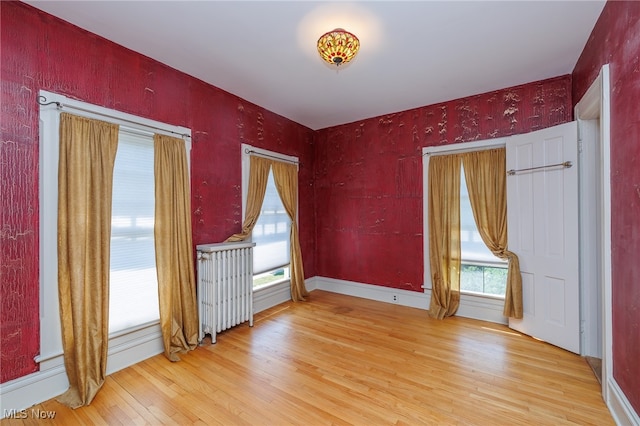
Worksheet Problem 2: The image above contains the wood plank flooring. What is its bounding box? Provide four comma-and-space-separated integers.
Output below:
2, 290, 613, 425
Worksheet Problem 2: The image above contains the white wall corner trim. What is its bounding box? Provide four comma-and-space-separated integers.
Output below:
607, 378, 640, 426
304, 276, 319, 292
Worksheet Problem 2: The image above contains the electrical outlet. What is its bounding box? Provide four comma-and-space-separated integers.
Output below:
392, 294, 398, 303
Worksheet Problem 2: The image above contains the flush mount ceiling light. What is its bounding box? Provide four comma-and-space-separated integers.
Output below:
317, 28, 360, 67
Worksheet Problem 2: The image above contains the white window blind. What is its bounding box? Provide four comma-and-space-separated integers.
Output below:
109, 131, 159, 334
252, 170, 291, 274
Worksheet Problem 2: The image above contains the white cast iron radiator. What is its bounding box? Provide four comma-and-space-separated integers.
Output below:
196, 241, 256, 343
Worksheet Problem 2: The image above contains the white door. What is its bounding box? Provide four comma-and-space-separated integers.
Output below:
506, 121, 580, 354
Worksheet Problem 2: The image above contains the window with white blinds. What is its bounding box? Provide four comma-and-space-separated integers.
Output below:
108, 131, 159, 334
252, 170, 291, 275
39, 90, 192, 375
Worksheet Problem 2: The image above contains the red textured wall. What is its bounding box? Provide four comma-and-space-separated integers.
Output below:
314, 76, 572, 291
572, 0, 640, 413
6, 4, 635, 413
0, 2, 316, 383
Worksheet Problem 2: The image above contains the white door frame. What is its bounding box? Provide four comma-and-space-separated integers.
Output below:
574, 64, 612, 401
577, 119, 601, 356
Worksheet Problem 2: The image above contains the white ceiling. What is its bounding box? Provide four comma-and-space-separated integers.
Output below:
24, 1, 605, 130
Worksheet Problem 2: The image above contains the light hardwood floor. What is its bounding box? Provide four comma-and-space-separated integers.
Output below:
3, 290, 613, 425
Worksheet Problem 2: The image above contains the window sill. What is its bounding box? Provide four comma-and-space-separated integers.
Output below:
109, 319, 160, 339
461, 260, 508, 268
423, 286, 505, 301
254, 278, 290, 292
460, 290, 505, 301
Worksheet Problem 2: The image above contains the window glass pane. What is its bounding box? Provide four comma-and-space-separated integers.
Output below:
460, 166, 505, 264
460, 164, 507, 297
483, 266, 508, 296
253, 171, 290, 274
253, 266, 290, 289
460, 264, 484, 293
109, 132, 159, 334
461, 264, 507, 296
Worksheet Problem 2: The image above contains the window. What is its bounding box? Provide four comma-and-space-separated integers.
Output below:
460, 166, 507, 297
240, 144, 298, 289
422, 139, 508, 299
109, 131, 159, 333
38, 90, 190, 372
252, 170, 291, 288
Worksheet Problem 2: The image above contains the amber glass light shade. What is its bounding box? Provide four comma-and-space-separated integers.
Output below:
317, 28, 360, 66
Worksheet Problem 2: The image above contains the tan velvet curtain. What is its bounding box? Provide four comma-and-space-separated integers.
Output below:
272, 161, 309, 301
154, 134, 199, 361
226, 156, 271, 242
461, 148, 523, 318
57, 113, 119, 408
428, 154, 462, 319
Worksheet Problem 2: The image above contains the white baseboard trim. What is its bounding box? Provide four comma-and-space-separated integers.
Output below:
312, 276, 507, 325
251, 277, 321, 314
105, 326, 164, 375
457, 292, 508, 325
1, 324, 163, 418
607, 378, 640, 425
304, 276, 319, 292
0, 366, 68, 419
254, 280, 292, 313
313, 276, 429, 309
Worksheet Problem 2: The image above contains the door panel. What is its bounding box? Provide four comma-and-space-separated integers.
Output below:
521, 272, 535, 315
546, 276, 566, 326
507, 121, 580, 354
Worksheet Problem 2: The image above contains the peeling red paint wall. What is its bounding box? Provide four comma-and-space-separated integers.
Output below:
0, 2, 315, 383
573, 0, 640, 414
314, 76, 572, 292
